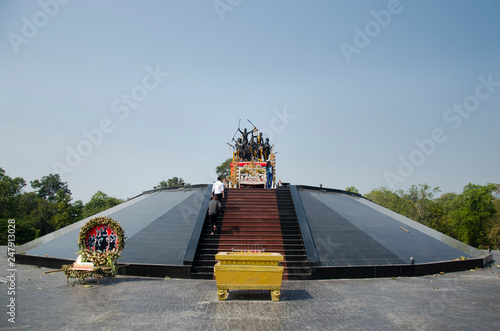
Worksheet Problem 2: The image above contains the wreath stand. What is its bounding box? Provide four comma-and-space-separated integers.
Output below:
45, 216, 126, 285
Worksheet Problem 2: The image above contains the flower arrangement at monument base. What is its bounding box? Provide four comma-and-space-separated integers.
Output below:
62, 216, 125, 283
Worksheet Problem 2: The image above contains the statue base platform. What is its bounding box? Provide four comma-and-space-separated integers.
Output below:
240, 183, 265, 188
229, 160, 274, 189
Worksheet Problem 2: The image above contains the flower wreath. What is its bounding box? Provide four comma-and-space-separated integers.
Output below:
78, 216, 125, 252
78, 216, 125, 267
63, 217, 125, 281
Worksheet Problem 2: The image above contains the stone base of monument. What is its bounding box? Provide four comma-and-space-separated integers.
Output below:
214, 252, 284, 301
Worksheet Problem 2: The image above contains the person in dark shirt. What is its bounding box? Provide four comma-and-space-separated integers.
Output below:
208, 196, 222, 235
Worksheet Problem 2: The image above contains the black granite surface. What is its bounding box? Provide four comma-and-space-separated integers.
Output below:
299, 188, 475, 266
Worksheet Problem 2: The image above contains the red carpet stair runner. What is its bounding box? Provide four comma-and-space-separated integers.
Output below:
191, 187, 310, 280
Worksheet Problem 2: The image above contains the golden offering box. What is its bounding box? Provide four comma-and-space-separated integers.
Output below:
214, 252, 284, 301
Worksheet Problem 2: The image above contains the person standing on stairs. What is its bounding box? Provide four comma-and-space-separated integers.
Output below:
212, 176, 225, 202
265, 161, 273, 189
208, 196, 222, 235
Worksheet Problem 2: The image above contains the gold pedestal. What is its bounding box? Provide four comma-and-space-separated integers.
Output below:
214, 252, 284, 301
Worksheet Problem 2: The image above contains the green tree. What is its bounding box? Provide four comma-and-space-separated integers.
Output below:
216, 158, 232, 180
82, 191, 123, 218
31, 173, 70, 201
0, 169, 40, 244
345, 186, 359, 194
158, 177, 185, 188
0, 168, 27, 218
449, 183, 497, 248
28, 174, 77, 236
401, 184, 441, 226
51, 190, 84, 230
29, 196, 56, 237
365, 187, 408, 215
73, 200, 84, 220
3, 172, 82, 240
487, 198, 500, 249
435, 192, 458, 214
433, 192, 459, 236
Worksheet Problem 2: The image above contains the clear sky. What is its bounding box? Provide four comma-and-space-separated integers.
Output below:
1, 0, 499, 203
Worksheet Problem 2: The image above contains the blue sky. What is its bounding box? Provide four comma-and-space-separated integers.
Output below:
1, 0, 499, 203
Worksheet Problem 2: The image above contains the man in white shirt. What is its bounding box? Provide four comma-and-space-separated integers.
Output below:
212, 176, 225, 202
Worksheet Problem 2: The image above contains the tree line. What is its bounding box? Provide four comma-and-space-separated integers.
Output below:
362, 183, 500, 249
0, 168, 124, 245
0, 167, 190, 245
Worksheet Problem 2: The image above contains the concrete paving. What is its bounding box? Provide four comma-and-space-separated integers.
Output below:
1, 250, 499, 330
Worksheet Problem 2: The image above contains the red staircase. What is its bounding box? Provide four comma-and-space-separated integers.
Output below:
190, 187, 311, 279
218, 188, 286, 259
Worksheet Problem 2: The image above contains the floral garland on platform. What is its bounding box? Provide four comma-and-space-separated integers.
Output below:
63, 216, 125, 282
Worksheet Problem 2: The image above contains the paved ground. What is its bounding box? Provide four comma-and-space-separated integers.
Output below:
1, 250, 499, 330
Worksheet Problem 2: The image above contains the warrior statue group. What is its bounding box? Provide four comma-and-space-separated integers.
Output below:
232, 127, 273, 162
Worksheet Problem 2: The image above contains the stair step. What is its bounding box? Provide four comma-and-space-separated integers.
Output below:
286, 273, 312, 280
